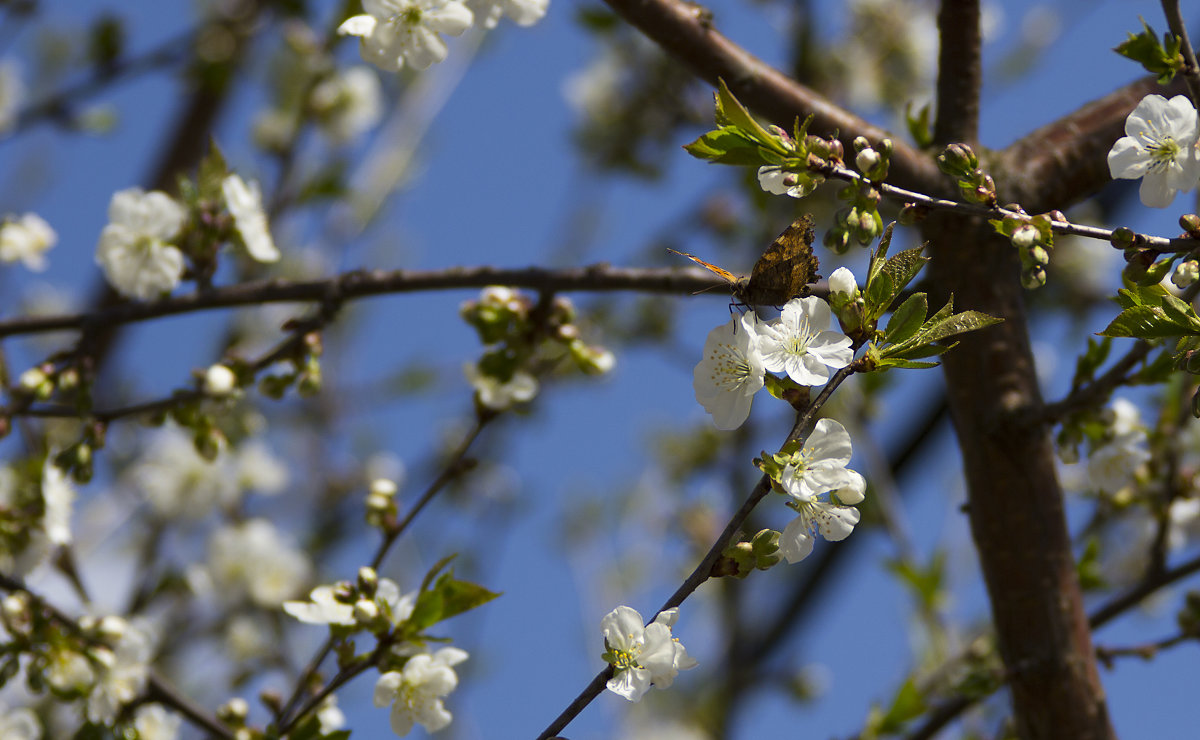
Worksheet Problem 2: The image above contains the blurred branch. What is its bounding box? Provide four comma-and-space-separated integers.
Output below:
0, 264, 767, 340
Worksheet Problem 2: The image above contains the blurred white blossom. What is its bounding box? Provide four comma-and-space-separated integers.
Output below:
95, 188, 187, 300
87, 619, 156, 724
312, 66, 384, 144
134, 703, 182, 740
222, 175, 280, 263
205, 519, 309, 607
0, 701, 39, 740
0, 213, 56, 271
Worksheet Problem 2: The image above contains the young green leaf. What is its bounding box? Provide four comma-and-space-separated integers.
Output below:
881, 292, 928, 346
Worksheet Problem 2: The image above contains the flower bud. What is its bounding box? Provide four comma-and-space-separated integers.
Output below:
1181, 213, 1200, 237
828, 267, 858, 299
353, 598, 380, 623
218, 697, 250, 725
370, 478, 398, 497
1110, 227, 1136, 249
1173, 259, 1200, 289
855, 148, 881, 176
1011, 224, 1038, 249
204, 364, 238, 396
357, 566, 378, 594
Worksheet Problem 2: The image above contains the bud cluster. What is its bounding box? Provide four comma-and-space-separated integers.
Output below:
936, 143, 997, 206
459, 286, 613, 413
990, 208, 1060, 289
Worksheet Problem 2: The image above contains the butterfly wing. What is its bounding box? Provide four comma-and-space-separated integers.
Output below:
667, 248, 741, 285
743, 215, 820, 305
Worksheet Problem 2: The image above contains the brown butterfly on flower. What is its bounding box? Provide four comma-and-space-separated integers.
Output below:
669, 214, 821, 306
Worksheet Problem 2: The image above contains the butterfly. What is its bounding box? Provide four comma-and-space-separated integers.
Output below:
669, 215, 821, 306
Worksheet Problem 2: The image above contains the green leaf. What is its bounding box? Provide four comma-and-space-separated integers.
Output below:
876, 677, 927, 732
1076, 538, 1107, 591
1136, 256, 1179, 286
865, 245, 929, 320
764, 373, 804, 401
1160, 292, 1200, 331
1099, 305, 1192, 339
915, 310, 1003, 345
905, 102, 932, 148
1071, 337, 1111, 389
409, 569, 501, 631
713, 79, 775, 147
1114, 17, 1184, 83
682, 128, 769, 166
874, 358, 941, 370
882, 292, 928, 346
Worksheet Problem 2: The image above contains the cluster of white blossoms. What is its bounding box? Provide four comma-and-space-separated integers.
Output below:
283, 570, 466, 736
693, 295, 853, 430
1108, 94, 1200, 208
0, 212, 56, 271
601, 605, 697, 702
127, 426, 288, 520
194, 519, 309, 607
95, 177, 280, 301
1086, 398, 1151, 496
0, 460, 76, 577
775, 418, 866, 563
338, 0, 548, 73
284, 574, 416, 627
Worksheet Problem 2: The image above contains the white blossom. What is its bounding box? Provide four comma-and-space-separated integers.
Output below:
757, 297, 853, 386
134, 704, 182, 740
95, 188, 187, 300
233, 439, 289, 495
1108, 94, 1200, 208
339, 0, 474, 73
311, 66, 384, 144
757, 165, 818, 199
1087, 431, 1150, 495
374, 647, 469, 735
41, 460, 75, 546
463, 363, 538, 410
466, 0, 546, 28
602, 605, 697, 702
129, 427, 238, 519
206, 519, 309, 607
693, 312, 766, 430
284, 578, 414, 627
87, 619, 156, 724
0, 702, 39, 740
775, 419, 866, 563
222, 175, 280, 263
316, 695, 347, 734
0, 213, 56, 271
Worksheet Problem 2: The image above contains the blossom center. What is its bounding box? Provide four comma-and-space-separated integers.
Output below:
1141, 130, 1184, 172
711, 343, 755, 390
607, 645, 642, 670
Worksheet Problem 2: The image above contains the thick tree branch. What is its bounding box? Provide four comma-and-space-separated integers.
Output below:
599, 0, 941, 194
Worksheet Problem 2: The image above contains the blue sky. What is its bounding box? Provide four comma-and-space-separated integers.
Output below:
2, 0, 1198, 738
